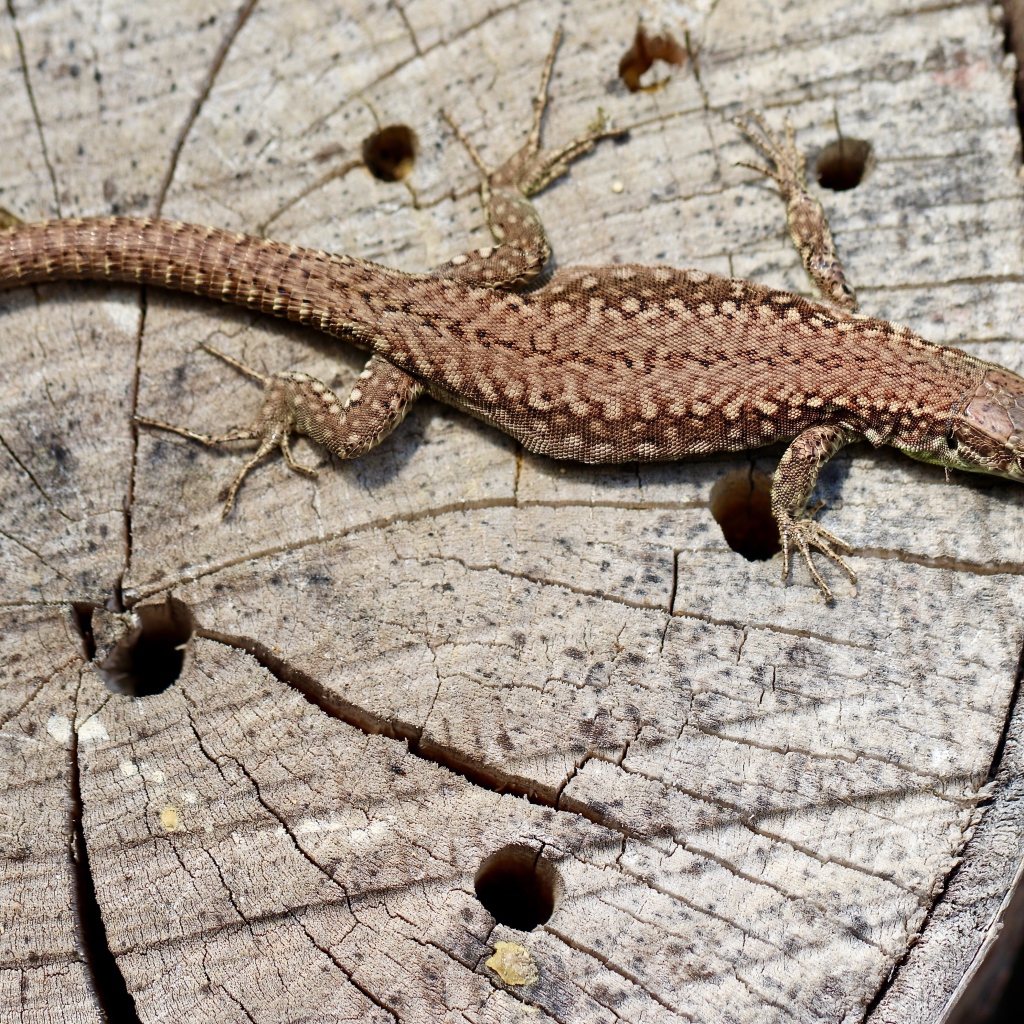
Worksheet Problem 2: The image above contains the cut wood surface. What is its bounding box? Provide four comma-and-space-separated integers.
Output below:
3, 0, 1024, 1021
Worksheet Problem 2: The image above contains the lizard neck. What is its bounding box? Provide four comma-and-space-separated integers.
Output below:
881, 336, 989, 465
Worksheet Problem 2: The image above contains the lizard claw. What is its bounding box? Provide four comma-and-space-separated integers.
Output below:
732, 111, 806, 193
777, 513, 856, 602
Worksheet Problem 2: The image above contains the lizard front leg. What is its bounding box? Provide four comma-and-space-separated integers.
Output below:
734, 112, 857, 312
772, 424, 859, 601
736, 116, 864, 598
437, 27, 625, 290
138, 346, 422, 516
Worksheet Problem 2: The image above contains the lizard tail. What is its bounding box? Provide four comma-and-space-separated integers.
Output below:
0, 217, 398, 341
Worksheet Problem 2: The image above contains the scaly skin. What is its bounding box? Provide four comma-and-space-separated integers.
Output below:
0, 31, 1019, 600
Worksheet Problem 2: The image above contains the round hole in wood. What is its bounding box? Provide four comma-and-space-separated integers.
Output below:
709, 468, 781, 561
474, 845, 558, 931
618, 25, 686, 93
362, 124, 418, 182
816, 137, 872, 192
96, 599, 194, 696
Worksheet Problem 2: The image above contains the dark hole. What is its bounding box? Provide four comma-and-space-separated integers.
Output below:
71, 603, 97, 661
816, 137, 872, 191
96, 598, 194, 696
709, 469, 781, 561
618, 26, 686, 93
474, 845, 558, 931
362, 124, 418, 182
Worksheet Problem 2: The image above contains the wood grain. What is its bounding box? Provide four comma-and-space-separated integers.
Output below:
2, 0, 1024, 1020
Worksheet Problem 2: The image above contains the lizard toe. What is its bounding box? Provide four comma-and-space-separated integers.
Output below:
778, 516, 856, 601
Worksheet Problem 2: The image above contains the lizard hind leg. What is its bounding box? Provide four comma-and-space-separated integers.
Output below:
137, 347, 424, 516
135, 343, 315, 517
438, 28, 626, 289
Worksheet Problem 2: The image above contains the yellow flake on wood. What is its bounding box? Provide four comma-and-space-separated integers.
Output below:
485, 941, 538, 986
159, 807, 181, 832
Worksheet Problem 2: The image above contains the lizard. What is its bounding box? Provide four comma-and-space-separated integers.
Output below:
1, 30, 1022, 603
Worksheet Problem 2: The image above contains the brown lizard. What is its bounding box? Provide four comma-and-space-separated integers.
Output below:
1, 30, 1022, 602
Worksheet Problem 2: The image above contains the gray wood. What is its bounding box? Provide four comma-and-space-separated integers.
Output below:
2, 0, 1023, 1020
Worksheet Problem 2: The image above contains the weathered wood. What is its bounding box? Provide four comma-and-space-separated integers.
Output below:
3, 0, 1024, 1020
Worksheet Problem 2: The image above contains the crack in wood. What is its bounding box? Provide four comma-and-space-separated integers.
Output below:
544, 923, 690, 1019
179, 626, 900, 965
154, 0, 260, 216
68, 673, 143, 1024
292, 912, 401, 1023
4, 0, 60, 215
126, 497, 518, 600
0, 427, 69, 516
123, 288, 149, 585
193, 625, 668, 845
300, 0, 533, 140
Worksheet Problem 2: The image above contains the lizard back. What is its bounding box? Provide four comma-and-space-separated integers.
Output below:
367, 263, 988, 463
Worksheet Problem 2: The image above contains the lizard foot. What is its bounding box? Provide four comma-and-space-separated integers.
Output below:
136, 343, 321, 518
777, 512, 856, 602
442, 28, 627, 198
137, 346, 420, 517
732, 111, 807, 197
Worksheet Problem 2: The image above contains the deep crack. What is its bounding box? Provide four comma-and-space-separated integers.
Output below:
194, 625, 654, 842
69, 674, 142, 1024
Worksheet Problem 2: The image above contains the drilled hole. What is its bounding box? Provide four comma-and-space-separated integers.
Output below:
709, 468, 781, 562
474, 845, 559, 931
362, 124, 418, 182
618, 25, 686, 93
96, 599, 194, 696
816, 137, 872, 191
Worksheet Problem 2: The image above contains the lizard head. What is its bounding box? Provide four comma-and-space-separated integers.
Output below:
950, 367, 1024, 479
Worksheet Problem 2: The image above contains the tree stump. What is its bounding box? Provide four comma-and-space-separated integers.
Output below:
3, 0, 1024, 1020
